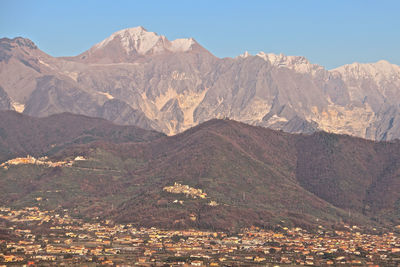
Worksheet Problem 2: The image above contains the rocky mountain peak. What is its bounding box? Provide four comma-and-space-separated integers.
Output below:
13, 37, 38, 50
169, 37, 197, 52
333, 60, 400, 82
237, 51, 251, 58
0, 37, 38, 50
74, 26, 204, 63
256, 51, 324, 74
92, 26, 161, 54
91, 26, 198, 55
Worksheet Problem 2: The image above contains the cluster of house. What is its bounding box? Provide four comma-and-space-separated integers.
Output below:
0, 206, 399, 266
163, 182, 207, 199
0, 155, 86, 169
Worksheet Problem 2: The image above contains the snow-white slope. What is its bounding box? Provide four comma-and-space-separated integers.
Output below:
92, 26, 196, 55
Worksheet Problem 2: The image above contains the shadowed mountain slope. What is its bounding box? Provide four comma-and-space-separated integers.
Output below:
0, 111, 164, 161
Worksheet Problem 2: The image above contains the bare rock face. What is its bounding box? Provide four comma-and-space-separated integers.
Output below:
23, 75, 100, 117
0, 37, 50, 105
0, 86, 12, 110
0, 28, 399, 140
98, 99, 158, 131
333, 60, 400, 140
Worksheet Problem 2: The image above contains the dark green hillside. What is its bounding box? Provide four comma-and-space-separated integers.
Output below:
0, 111, 164, 161
110, 119, 349, 230
0, 117, 399, 230
295, 132, 400, 223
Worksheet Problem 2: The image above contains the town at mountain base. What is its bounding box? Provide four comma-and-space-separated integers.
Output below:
1, 27, 400, 140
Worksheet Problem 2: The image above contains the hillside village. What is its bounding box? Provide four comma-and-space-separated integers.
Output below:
163, 182, 219, 208
0, 155, 86, 169
163, 183, 208, 199
0, 206, 399, 266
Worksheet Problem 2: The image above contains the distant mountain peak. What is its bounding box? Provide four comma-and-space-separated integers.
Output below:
0, 37, 38, 50
73, 26, 208, 63
257, 51, 308, 65
93, 26, 160, 54
334, 59, 397, 71
333, 59, 400, 81
91, 26, 198, 56
237, 51, 251, 58
169, 37, 196, 52
256, 51, 323, 74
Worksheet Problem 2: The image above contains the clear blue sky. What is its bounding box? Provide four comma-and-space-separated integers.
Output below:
1, 0, 399, 69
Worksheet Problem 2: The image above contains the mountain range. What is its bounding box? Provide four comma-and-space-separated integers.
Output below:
0, 111, 399, 230
1, 26, 400, 140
